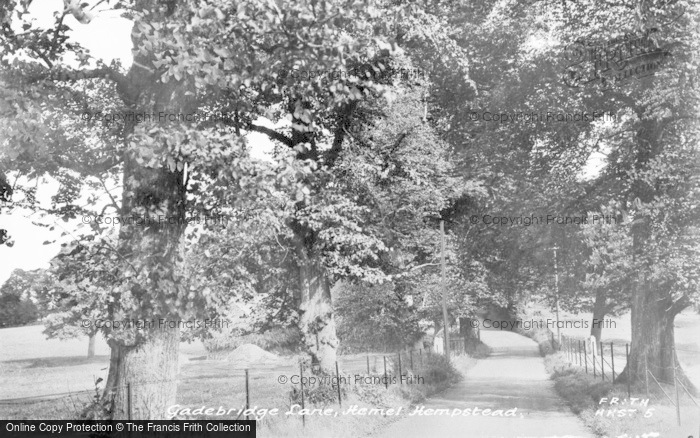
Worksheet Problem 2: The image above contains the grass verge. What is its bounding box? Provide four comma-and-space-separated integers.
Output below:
251, 352, 483, 438
544, 352, 700, 437
0, 348, 487, 438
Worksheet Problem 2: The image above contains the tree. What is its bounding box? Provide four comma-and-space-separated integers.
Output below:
36, 235, 114, 358
2, 0, 477, 418
188, 79, 478, 364
1, 0, 394, 418
578, 203, 632, 341
326, 84, 485, 352
542, 0, 700, 385
335, 281, 423, 352
0, 171, 12, 246
429, 3, 698, 390
0, 268, 40, 328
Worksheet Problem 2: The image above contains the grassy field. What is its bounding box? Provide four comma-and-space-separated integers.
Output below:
0, 324, 486, 437
0, 324, 206, 401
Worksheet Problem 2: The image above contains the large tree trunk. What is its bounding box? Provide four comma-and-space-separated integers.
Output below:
87, 333, 96, 359
459, 317, 479, 353
590, 289, 607, 342
102, 155, 188, 419
296, 253, 338, 371
618, 121, 693, 389
620, 283, 691, 386
287, 98, 341, 372
459, 317, 478, 338
105, 325, 180, 419
100, 1, 193, 419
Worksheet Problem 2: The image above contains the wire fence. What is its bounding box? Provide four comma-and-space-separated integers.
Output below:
560, 335, 628, 383
558, 334, 700, 431
0, 344, 465, 424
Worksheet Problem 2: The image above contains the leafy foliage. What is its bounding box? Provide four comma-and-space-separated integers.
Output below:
335, 282, 422, 352
0, 269, 40, 328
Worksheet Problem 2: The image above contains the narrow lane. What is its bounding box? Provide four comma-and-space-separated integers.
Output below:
373, 330, 593, 438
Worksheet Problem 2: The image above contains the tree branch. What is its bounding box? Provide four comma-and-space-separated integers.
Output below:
388, 262, 440, 281
248, 123, 294, 147
99, 177, 120, 212
325, 100, 359, 167
408, 262, 440, 271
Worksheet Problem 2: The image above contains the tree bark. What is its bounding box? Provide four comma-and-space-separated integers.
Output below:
459, 317, 477, 338
619, 284, 691, 387
459, 317, 479, 352
286, 97, 342, 371
296, 251, 339, 371
101, 144, 189, 418
618, 121, 693, 390
105, 325, 180, 419
87, 333, 96, 359
100, 1, 193, 419
102, 153, 188, 419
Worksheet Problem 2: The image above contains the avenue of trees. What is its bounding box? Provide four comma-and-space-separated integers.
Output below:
1, 0, 698, 419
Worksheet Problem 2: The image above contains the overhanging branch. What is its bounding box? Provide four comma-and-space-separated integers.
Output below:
248, 123, 294, 147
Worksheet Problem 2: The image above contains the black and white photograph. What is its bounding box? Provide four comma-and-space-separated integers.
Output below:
1, 0, 699, 437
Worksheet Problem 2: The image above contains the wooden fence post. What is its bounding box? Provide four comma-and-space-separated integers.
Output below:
578, 340, 582, 366
610, 342, 615, 381
299, 362, 306, 427
672, 348, 681, 426
626, 344, 631, 398
383, 356, 388, 389
398, 352, 402, 382
127, 382, 132, 421
245, 369, 250, 420
644, 353, 649, 399
335, 361, 342, 407
592, 342, 597, 378
570, 337, 573, 363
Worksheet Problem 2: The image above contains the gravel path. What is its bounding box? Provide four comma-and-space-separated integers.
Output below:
373, 330, 594, 438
